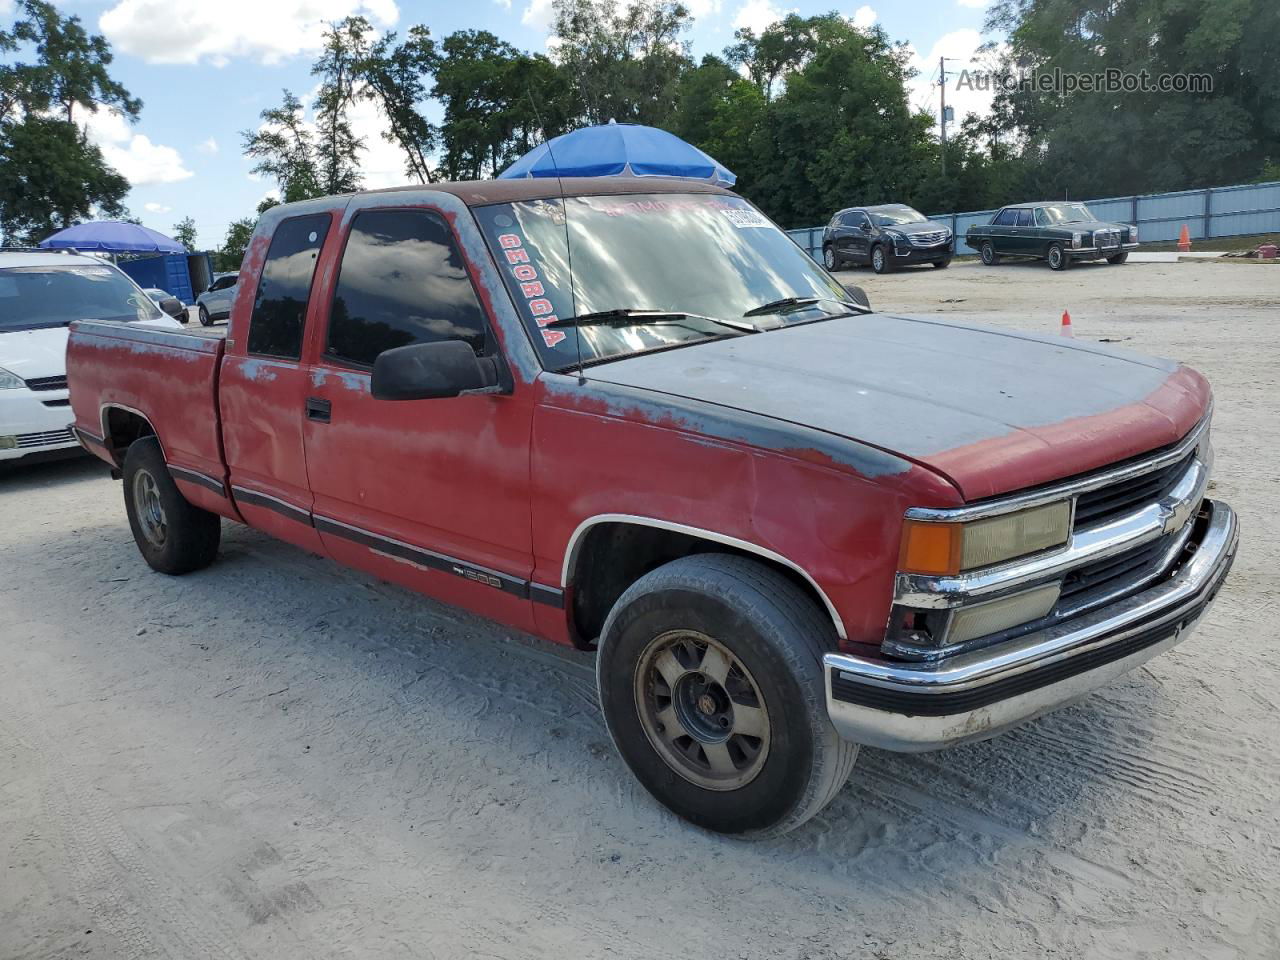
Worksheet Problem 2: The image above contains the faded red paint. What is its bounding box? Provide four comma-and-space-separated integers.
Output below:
927, 365, 1211, 501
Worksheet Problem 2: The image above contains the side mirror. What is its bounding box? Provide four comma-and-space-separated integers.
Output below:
159, 297, 184, 317
842, 283, 871, 309
371, 339, 503, 401
860, 223, 872, 233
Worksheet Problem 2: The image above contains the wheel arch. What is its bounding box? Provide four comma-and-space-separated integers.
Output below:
561, 514, 847, 646
99, 403, 163, 467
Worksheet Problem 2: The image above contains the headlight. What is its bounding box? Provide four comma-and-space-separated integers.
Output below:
1130, 224, 1139, 242
0, 366, 24, 390
945, 583, 1062, 646
899, 501, 1072, 575
1072, 232, 1082, 248
885, 230, 906, 245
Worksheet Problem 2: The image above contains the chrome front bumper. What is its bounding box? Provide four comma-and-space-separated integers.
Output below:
823, 499, 1237, 751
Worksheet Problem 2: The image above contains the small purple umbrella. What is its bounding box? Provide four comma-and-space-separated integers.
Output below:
39, 220, 185, 254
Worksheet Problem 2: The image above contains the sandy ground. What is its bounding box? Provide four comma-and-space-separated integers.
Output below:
2, 258, 1277, 960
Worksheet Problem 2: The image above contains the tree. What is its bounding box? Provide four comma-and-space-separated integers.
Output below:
358, 24, 439, 183
214, 217, 255, 272
0, 2, 136, 243
242, 90, 322, 203
311, 18, 366, 195
432, 30, 575, 180
551, 0, 692, 127
171, 216, 197, 251
983, 0, 1280, 196
0, 116, 128, 242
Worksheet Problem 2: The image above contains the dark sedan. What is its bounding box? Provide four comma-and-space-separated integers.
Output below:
965, 202, 1138, 270
822, 204, 954, 274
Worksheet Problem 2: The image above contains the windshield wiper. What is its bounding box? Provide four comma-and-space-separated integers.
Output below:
546, 308, 757, 333
744, 296, 870, 318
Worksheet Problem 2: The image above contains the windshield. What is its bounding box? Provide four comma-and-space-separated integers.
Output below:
474, 193, 852, 369
1040, 203, 1097, 224
0, 263, 163, 331
870, 207, 927, 226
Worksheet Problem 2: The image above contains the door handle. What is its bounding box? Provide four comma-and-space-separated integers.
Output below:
306, 397, 331, 423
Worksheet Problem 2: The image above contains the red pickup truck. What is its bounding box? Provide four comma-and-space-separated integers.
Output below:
67, 178, 1238, 837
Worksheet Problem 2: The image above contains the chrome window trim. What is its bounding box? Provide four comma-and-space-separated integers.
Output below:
904, 411, 1210, 524
560, 513, 847, 639
897, 455, 1208, 608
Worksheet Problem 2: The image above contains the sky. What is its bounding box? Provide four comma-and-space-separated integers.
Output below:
5, 0, 1002, 248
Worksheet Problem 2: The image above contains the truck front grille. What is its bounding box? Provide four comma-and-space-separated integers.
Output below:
1074, 449, 1196, 529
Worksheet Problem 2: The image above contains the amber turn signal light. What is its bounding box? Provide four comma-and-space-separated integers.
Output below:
898, 519, 963, 576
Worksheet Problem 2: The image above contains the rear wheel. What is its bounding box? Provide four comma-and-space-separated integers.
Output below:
198, 305, 212, 326
933, 257, 952, 269
871, 244, 893, 274
596, 554, 858, 838
980, 241, 1000, 265
1048, 242, 1071, 270
1107, 251, 1129, 264
122, 437, 221, 575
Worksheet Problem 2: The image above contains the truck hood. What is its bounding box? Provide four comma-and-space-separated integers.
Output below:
583, 313, 1210, 501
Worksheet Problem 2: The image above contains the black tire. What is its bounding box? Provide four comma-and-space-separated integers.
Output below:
980, 241, 1000, 265
870, 243, 893, 274
1107, 251, 1129, 264
1048, 242, 1071, 270
823, 245, 840, 271
198, 305, 212, 326
933, 257, 952, 269
596, 554, 858, 838
122, 437, 221, 575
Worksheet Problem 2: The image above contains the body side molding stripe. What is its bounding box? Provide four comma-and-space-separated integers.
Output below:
230, 485, 314, 525
168, 464, 227, 497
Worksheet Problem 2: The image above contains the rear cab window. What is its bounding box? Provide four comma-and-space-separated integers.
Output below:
324, 209, 490, 368
246, 214, 331, 359
993, 209, 1017, 226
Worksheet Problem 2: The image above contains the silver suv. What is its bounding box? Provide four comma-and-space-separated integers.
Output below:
196, 272, 239, 326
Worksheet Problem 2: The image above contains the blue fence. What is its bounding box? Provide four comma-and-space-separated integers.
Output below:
786, 179, 1280, 259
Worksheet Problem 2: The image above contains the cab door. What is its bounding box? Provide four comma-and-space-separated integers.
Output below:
300, 205, 539, 634
220, 212, 334, 553
988, 208, 1019, 255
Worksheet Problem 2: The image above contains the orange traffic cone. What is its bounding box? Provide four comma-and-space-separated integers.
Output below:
1177, 224, 1191, 252
1060, 309, 1073, 337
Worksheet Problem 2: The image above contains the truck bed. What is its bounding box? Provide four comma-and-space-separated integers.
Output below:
68, 320, 232, 515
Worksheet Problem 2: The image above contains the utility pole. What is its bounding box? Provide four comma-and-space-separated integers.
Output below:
939, 55, 951, 178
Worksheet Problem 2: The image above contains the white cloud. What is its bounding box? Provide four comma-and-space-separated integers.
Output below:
98, 0, 399, 66
851, 4, 876, 28
957, 0, 987, 8
521, 0, 554, 31
143, 202, 172, 213
732, 0, 789, 34
75, 105, 194, 186
906, 29, 1004, 136
493, 0, 512, 8
684, 0, 722, 17
197, 137, 218, 154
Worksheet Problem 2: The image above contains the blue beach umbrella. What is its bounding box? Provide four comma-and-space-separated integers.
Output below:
40, 221, 186, 254
500, 122, 736, 186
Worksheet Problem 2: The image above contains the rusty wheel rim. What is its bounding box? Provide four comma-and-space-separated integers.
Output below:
634, 630, 771, 791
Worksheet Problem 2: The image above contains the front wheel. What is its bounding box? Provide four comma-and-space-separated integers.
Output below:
1048, 242, 1071, 270
122, 437, 221, 575
597, 554, 858, 838
198, 305, 212, 326
871, 244, 893, 274
933, 257, 952, 269
980, 241, 1000, 265
1107, 251, 1129, 264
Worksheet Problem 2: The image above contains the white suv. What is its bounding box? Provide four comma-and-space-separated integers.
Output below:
1, 250, 182, 463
